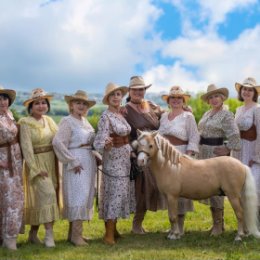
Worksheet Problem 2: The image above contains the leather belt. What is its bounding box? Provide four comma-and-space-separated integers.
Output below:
240, 124, 257, 141
163, 134, 188, 146
110, 133, 129, 148
33, 145, 53, 154
200, 136, 224, 146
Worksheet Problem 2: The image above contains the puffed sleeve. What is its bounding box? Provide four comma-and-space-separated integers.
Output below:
93, 113, 110, 154
52, 117, 81, 170
252, 107, 260, 163
186, 113, 200, 153
19, 119, 40, 181
222, 111, 241, 151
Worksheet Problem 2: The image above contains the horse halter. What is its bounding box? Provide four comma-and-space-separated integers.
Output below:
135, 141, 152, 158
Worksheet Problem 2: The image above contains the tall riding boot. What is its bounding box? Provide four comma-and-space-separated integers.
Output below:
67, 222, 72, 242
103, 220, 116, 245
44, 227, 55, 248
71, 220, 87, 246
3, 237, 17, 250
210, 207, 224, 236
28, 225, 42, 244
178, 214, 185, 236
131, 211, 146, 234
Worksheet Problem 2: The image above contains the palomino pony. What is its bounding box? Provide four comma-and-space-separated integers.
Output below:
132, 130, 260, 241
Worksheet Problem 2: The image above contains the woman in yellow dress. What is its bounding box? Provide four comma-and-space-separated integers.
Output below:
19, 88, 60, 247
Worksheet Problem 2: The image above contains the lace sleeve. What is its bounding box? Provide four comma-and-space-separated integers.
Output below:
186, 113, 200, 153
252, 107, 260, 163
52, 117, 80, 170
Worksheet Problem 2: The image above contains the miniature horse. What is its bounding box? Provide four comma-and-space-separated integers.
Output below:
132, 130, 260, 241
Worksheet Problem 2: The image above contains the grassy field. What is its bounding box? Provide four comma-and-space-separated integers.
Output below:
1, 200, 260, 260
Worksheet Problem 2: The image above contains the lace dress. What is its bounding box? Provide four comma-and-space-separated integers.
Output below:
0, 111, 24, 239
94, 110, 135, 220
159, 111, 199, 214
232, 104, 260, 205
53, 115, 97, 220
19, 115, 59, 225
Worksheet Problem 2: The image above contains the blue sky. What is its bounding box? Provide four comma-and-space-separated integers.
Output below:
0, 0, 260, 97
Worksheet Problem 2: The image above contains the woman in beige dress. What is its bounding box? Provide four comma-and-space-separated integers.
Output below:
198, 84, 240, 235
19, 88, 60, 247
94, 83, 135, 245
159, 86, 199, 235
0, 87, 24, 250
53, 90, 97, 246
124, 76, 167, 234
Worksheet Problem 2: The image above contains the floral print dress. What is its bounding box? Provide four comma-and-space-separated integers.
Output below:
0, 111, 24, 239
94, 110, 135, 220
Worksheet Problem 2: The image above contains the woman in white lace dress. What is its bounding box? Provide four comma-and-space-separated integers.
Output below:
232, 77, 260, 212
53, 90, 97, 246
198, 84, 240, 236
94, 83, 135, 245
159, 86, 199, 235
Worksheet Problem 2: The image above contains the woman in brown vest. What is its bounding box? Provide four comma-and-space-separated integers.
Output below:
124, 76, 167, 234
0, 87, 24, 250
232, 77, 260, 214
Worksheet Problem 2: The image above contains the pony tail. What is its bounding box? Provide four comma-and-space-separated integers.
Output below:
242, 166, 260, 238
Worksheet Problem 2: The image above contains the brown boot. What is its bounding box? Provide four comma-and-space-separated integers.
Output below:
103, 220, 116, 245
67, 222, 72, 242
210, 207, 224, 236
178, 214, 185, 236
131, 212, 146, 234
114, 220, 122, 240
3, 238, 17, 250
71, 220, 88, 246
28, 225, 42, 244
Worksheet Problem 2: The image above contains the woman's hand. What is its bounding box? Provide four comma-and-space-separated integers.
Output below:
37, 171, 48, 179
73, 165, 83, 174
104, 137, 113, 150
213, 146, 230, 156
249, 160, 255, 167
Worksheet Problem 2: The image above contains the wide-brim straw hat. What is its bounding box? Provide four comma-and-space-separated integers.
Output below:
65, 90, 96, 108
201, 84, 229, 102
235, 77, 260, 94
0, 86, 16, 106
102, 82, 128, 105
161, 86, 190, 104
128, 76, 152, 89
23, 88, 53, 107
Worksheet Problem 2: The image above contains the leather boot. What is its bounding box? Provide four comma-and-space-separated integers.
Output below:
210, 207, 224, 236
3, 237, 17, 250
178, 214, 185, 236
28, 225, 42, 244
67, 222, 72, 242
71, 220, 88, 246
103, 220, 116, 245
44, 228, 55, 248
131, 212, 146, 234
114, 220, 122, 240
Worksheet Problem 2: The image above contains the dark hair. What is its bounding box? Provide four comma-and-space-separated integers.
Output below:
238, 86, 258, 102
126, 95, 131, 103
27, 99, 51, 114
0, 93, 11, 106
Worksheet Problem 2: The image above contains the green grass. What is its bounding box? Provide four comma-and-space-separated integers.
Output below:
1, 200, 260, 260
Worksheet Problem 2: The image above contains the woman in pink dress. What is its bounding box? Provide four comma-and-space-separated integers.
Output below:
0, 87, 24, 250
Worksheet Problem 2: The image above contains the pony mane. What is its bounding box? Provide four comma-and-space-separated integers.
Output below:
154, 134, 190, 166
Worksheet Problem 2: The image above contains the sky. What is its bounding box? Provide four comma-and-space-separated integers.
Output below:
0, 0, 260, 97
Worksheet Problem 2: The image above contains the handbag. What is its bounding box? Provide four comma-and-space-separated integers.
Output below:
130, 157, 142, 181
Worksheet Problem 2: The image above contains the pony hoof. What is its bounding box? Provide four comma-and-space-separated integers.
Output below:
234, 236, 242, 242
167, 233, 180, 240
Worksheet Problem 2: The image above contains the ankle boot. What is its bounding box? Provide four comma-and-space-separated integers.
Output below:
71, 220, 87, 246
210, 207, 224, 236
28, 225, 42, 244
131, 212, 146, 234
44, 228, 55, 248
3, 238, 17, 250
178, 214, 185, 236
103, 220, 116, 245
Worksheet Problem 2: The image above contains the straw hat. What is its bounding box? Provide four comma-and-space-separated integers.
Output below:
0, 86, 16, 106
128, 76, 152, 89
102, 82, 128, 105
23, 88, 53, 107
201, 84, 229, 102
235, 77, 260, 94
161, 86, 190, 104
64, 90, 96, 108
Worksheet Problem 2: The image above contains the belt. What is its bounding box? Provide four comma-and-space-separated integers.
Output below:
69, 144, 92, 150
240, 124, 257, 141
163, 135, 188, 146
33, 145, 53, 154
200, 137, 224, 146
0, 137, 19, 177
110, 133, 129, 148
